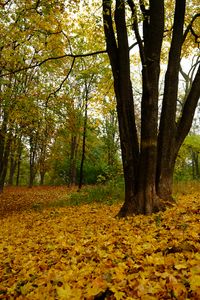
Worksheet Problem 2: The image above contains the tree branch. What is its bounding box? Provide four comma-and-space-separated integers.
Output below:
46, 57, 76, 102
176, 64, 200, 152
0, 50, 107, 78
183, 13, 200, 44
102, 0, 118, 75
127, 0, 146, 65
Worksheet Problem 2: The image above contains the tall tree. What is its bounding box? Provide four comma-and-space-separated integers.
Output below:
102, 0, 200, 216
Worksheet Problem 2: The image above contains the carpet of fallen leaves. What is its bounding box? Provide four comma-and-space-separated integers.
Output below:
0, 187, 200, 300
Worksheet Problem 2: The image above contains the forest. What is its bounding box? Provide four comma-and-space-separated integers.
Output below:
0, 0, 200, 299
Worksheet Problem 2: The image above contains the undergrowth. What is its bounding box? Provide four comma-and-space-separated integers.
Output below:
31, 180, 124, 210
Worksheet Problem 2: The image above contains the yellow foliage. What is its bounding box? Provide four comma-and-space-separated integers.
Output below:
0, 187, 200, 299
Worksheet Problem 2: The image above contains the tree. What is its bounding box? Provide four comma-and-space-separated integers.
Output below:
102, 0, 200, 216
184, 135, 200, 179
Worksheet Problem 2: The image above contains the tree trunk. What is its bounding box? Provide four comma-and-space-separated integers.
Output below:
29, 133, 38, 188
0, 134, 12, 193
103, 0, 199, 216
78, 84, 89, 190
196, 154, 199, 178
0, 110, 11, 192
103, 0, 164, 216
157, 0, 186, 202
40, 171, 45, 185
156, 160, 176, 202
69, 135, 78, 186
8, 155, 16, 186
191, 151, 199, 179
16, 143, 22, 186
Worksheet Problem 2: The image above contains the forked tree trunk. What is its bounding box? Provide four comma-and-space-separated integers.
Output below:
103, 0, 164, 216
103, 0, 200, 216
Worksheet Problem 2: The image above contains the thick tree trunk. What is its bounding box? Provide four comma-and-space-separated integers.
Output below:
157, 0, 186, 202
117, 0, 164, 216
103, 0, 165, 216
103, 0, 199, 216
107, 0, 139, 214
156, 161, 176, 202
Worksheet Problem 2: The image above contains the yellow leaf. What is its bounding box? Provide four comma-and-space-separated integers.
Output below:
189, 275, 200, 290
56, 284, 72, 299
174, 263, 188, 270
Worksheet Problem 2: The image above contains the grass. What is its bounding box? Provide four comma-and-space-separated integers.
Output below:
30, 181, 124, 211
69, 181, 124, 206
173, 180, 200, 195
30, 180, 200, 211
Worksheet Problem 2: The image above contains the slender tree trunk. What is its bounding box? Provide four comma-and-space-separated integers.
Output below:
196, 154, 199, 178
16, 143, 22, 186
0, 134, 12, 193
192, 151, 199, 179
0, 111, 11, 193
29, 134, 38, 188
78, 86, 88, 190
69, 135, 78, 186
39, 153, 47, 185
40, 171, 45, 185
8, 155, 16, 185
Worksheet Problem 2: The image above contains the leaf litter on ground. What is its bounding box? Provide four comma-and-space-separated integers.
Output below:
0, 186, 200, 299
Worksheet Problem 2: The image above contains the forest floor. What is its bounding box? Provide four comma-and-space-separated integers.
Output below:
0, 185, 200, 299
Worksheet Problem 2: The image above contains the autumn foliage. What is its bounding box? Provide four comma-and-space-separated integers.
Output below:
0, 186, 200, 299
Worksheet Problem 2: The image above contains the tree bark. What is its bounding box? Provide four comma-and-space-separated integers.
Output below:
0, 133, 12, 193
78, 80, 89, 190
16, 141, 22, 186
0, 110, 11, 192
103, 0, 199, 216
103, 0, 165, 216
157, 0, 186, 201
8, 155, 16, 186
69, 134, 78, 186
103, 0, 140, 215
29, 133, 38, 188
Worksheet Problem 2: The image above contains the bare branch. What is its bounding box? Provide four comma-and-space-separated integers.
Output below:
0, 0, 12, 7
127, 0, 146, 65
46, 57, 76, 102
0, 49, 107, 78
176, 64, 200, 151
183, 13, 200, 44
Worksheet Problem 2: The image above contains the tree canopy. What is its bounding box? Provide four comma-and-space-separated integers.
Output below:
0, 0, 200, 216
